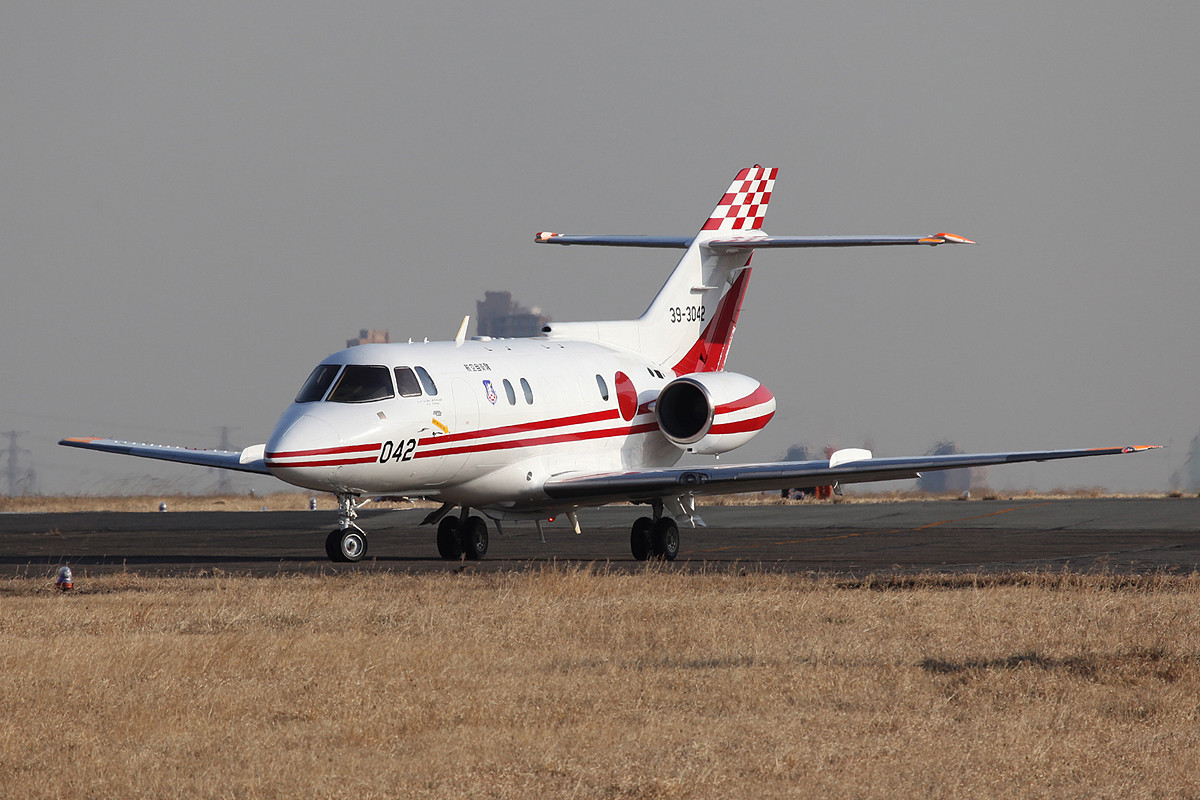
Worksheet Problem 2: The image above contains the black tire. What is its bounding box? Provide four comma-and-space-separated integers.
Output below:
651, 517, 679, 561
437, 517, 463, 560
462, 516, 489, 560
325, 529, 345, 562
630, 516, 654, 561
331, 529, 367, 562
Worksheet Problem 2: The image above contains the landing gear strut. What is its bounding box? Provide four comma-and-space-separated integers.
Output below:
326, 493, 369, 563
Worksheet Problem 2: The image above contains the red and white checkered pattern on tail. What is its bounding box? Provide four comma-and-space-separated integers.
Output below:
701, 165, 778, 231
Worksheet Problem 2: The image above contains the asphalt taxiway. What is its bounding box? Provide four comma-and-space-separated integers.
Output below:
2, 498, 1198, 577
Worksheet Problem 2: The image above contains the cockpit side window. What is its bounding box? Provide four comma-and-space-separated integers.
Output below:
327, 365, 395, 403
394, 367, 423, 398
295, 364, 342, 403
415, 366, 438, 396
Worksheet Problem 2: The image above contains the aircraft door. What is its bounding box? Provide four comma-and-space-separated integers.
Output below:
432, 377, 479, 484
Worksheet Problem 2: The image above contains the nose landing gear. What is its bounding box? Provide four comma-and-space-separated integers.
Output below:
326, 493, 369, 563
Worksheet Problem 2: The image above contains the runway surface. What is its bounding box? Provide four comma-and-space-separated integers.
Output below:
3, 498, 1198, 578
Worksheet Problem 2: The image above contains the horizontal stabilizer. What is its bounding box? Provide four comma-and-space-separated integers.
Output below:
535, 233, 694, 248
59, 437, 271, 475
534, 232, 976, 250
704, 232, 977, 251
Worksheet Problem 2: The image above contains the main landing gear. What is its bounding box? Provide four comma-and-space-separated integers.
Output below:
434, 511, 490, 561
326, 493, 369, 563
630, 514, 679, 561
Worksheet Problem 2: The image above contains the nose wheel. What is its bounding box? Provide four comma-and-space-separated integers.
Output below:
326, 528, 368, 562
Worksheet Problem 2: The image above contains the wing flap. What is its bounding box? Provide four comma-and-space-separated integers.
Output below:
59, 437, 271, 475
542, 446, 1158, 505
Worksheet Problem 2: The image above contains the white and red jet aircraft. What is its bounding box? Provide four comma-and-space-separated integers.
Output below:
62, 167, 1157, 562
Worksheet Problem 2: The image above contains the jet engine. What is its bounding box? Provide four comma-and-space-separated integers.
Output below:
654, 372, 776, 455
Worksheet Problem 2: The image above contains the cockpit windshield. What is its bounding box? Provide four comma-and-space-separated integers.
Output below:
326, 365, 395, 403
295, 364, 342, 403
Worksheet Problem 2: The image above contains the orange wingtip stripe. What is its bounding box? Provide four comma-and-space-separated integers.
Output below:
932, 232, 977, 244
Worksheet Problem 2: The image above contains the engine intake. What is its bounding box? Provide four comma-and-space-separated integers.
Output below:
655, 372, 775, 455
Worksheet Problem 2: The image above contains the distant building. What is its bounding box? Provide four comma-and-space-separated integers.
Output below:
347, 329, 391, 348
476, 291, 550, 338
917, 440, 983, 493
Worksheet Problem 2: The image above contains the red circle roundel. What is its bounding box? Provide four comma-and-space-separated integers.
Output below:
614, 371, 637, 422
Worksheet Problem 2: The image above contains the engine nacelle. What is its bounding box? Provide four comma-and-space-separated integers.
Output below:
654, 372, 776, 455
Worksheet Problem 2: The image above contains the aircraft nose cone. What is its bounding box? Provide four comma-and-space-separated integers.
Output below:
265, 413, 342, 468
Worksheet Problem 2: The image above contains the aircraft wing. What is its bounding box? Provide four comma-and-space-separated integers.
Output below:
542, 446, 1159, 505
59, 437, 271, 475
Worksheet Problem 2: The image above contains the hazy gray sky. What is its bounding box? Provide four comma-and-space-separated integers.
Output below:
3, 1, 1196, 494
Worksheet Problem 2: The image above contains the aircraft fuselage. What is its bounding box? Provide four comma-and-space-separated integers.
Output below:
264, 340, 681, 516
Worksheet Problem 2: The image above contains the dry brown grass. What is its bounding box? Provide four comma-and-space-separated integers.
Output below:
2, 569, 1198, 798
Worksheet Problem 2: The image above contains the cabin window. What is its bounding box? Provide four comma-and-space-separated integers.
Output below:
295, 364, 341, 403
520, 377, 534, 405
596, 374, 609, 401
327, 365, 395, 403
394, 367, 423, 398
502, 379, 517, 405
415, 366, 438, 396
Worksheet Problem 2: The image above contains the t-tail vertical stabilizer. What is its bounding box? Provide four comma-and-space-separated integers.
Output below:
537, 166, 776, 374
535, 166, 973, 374
640, 165, 775, 373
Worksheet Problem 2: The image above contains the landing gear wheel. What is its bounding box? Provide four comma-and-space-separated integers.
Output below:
462, 516, 489, 560
326, 528, 367, 562
651, 517, 679, 561
630, 516, 654, 561
436, 517, 463, 560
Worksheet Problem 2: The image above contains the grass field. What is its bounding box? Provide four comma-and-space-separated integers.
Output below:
2, 569, 1198, 798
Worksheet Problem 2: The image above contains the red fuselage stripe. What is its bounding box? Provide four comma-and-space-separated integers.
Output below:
265, 456, 381, 468
265, 442, 382, 459
428, 408, 621, 445
416, 422, 660, 459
